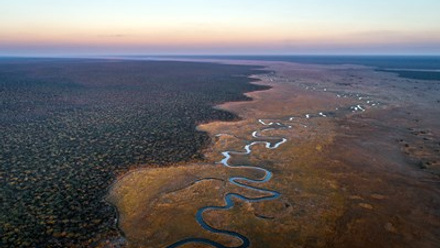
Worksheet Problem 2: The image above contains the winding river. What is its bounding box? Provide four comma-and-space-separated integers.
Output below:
166, 92, 377, 247
167, 118, 293, 248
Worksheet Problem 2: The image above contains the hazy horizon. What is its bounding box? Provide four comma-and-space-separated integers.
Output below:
2, 53, 440, 59
1, 0, 440, 56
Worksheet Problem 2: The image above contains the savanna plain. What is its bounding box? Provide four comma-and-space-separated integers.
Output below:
1, 58, 439, 248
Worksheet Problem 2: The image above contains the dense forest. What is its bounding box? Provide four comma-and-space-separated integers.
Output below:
0, 59, 269, 247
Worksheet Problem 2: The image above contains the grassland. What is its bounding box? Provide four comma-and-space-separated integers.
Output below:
109, 61, 440, 248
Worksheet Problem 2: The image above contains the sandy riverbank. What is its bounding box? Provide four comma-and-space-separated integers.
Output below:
107, 60, 440, 248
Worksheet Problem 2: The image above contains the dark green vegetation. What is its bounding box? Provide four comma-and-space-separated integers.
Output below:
0, 59, 268, 247
377, 69, 440, 81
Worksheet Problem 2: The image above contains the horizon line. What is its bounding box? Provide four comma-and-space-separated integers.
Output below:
2, 53, 440, 59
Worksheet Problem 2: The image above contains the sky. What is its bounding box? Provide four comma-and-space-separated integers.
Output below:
1, 0, 440, 56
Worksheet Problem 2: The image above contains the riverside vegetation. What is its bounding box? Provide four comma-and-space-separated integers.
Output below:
0, 59, 268, 247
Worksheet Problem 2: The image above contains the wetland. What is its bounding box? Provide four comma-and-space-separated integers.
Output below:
109, 59, 440, 248
1, 58, 440, 248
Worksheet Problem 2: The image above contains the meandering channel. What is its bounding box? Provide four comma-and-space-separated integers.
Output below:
165, 86, 377, 247
166, 118, 295, 248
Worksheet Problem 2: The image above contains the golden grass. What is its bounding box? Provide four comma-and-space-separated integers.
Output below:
107, 61, 440, 247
